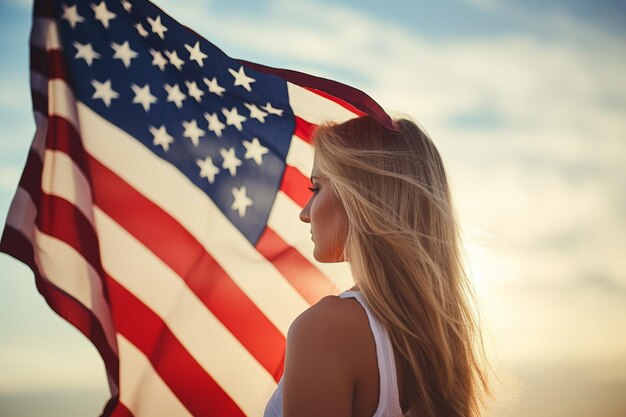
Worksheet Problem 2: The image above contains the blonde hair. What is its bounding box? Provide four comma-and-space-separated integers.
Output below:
313, 116, 492, 417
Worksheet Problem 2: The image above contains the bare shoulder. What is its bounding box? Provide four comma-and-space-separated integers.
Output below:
288, 294, 370, 358
282, 294, 372, 417
290, 294, 365, 334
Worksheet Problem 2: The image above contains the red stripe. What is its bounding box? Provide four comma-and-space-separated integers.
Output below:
44, 116, 91, 184
32, 90, 47, 114
88, 152, 286, 380
33, 0, 54, 18
107, 401, 133, 417
280, 165, 312, 208
108, 277, 246, 417
31, 47, 70, 80
0, 227, 120, 391
256, 227, 338, 305
302, 86, 367, 117
238, 59, 396, 131
17, 150, 43, 208
294, 117, 316, 144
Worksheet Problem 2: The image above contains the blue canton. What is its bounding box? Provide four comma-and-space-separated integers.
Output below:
55, 0, 295, 244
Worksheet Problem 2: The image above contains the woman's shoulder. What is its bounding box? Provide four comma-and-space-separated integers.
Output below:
286, 292, 373, 371
289, 293, 368, 342
282, 293, 376, 415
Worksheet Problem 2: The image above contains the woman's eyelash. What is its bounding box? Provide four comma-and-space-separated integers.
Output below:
308, 186, 319, 193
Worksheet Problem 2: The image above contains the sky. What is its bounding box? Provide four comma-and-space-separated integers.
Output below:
1, 0, 625, 416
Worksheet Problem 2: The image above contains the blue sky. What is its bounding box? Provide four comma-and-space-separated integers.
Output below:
1, 0, 625, 416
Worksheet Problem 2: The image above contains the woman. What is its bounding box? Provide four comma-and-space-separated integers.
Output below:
264, 116, 491, 417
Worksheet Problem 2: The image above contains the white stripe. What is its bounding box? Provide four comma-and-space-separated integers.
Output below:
287, 82, 359, 125
96, 208, 275, 416
49, 79, 80, 131
31, 18, 62, 51
268, 191, 354, 292
32, 111, 48, 160
6, 188, 118, 354
285, 134, 314, 180
42, 149, 95, 225
117, 335, 193, 417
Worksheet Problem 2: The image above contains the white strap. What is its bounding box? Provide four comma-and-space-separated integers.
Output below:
339, 291, 402, 416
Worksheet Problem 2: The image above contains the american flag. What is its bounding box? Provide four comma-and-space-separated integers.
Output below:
0, 0, 395, 415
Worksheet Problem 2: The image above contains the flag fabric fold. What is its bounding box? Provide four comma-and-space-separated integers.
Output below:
0, 0, 394, 415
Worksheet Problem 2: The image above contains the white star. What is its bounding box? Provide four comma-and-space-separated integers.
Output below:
73, 42, 100, 66
111, 41, 138, 68
147, 15, 168, 39
185, 80, 204, 102
262, 102, 284, 116
135, 22, 149, 38
182, 119, 205, 146
131, 84, 157, 111
231, 186, 253, 218
61, 4, 84, 29
149, 49, 167, 70
165, 50, 184, 70
184, 42, 207, 67
91, 79, 119, 107
204, 112, 226, 138
92, 1, 116, 29
244, 103, 268, 123
220, 147, 242, 177
242, 137, 269, 165
196, 157, 220, 184
222, 107, 247, 131
121, 0, 132, 12
203, 77, 225, 97
149, 125, 174, 152
164, 83, 186, 108
228, 66, 255, 92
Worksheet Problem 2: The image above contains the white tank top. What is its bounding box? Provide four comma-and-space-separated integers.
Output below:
263, 290, 404, 417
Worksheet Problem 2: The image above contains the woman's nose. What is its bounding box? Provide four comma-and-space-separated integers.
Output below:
299, 204, 310, 223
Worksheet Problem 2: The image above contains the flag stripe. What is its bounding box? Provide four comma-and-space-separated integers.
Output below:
108, 401, 132, 417
285, 134, 315, 183
42, 149, 94, 225
268, 191, 354, 290
31, 17, 61, 51
0, 226, 120, 388
7, 187, 117, 352
294, 117, 316, 145
256, 227, 338, 305
279, 164, 312, 208
96, 207, 274, 416
302, 86, 368, 118
110, 281, 248, 417
116, 335, 195, 417
41, 116, 91, 183
238, 59, 394, 130
31, 47, 69, 80
89, 154, 286, 376
286, 82, 361, 125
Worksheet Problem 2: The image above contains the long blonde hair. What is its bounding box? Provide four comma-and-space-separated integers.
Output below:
313, 116, 491, 417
